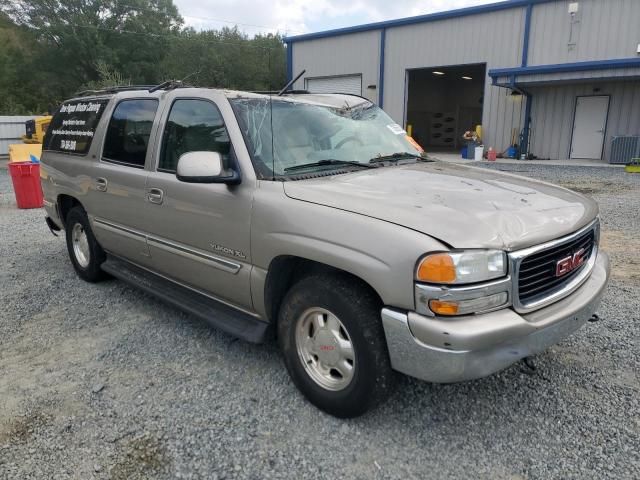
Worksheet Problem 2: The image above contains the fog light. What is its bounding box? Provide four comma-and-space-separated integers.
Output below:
429, 292, 508, 316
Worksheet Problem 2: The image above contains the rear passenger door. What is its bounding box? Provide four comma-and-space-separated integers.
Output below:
142, 96, 254, 311
89, 98, 159, 266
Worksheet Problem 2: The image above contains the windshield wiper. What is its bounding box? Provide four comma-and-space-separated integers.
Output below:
284, 159, 377, 173
369, 152, 427, 164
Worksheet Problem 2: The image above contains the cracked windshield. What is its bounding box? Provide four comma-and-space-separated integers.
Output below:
231, 97, 423, 177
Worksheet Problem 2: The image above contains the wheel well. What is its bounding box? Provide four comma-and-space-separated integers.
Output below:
264, 256, 382, 325
57, 195, 82, 226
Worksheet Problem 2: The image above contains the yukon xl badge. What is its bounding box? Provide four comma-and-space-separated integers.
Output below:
210, 243, 246, 259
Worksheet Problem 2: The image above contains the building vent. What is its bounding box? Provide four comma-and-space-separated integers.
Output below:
610, 136, 640, 164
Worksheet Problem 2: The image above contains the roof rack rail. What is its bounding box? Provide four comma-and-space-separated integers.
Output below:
251, 89, 310, 95
74, 85, 157, 97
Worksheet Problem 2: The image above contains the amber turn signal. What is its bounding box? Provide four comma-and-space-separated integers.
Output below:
416, 253, 456, 283
428, 300, 459, 316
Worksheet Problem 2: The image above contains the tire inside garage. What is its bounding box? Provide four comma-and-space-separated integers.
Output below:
406, 64, 486, 153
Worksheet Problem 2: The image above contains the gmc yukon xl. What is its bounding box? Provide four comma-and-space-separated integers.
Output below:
41, 86, 610, 418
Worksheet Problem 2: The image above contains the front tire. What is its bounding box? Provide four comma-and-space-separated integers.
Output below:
278, 273, 394, 418
65, 206, 107, 282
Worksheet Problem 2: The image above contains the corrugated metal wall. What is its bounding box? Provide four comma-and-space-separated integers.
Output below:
529, 81, 640, 162
528, 0, 640, 65
383, 7, 527, 152
525, 0, 640, 161
292, 30, 381, 103
0, 116, 35, 157
291, 7, 528, 152
289, 0, 640, 161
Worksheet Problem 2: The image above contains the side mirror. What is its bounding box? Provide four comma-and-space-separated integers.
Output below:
176, 151, 240, 184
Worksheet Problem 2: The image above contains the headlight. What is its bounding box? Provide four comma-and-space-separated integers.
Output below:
416, 250, 507, 284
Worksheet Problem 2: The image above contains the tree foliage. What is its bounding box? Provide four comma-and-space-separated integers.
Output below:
0, 1, 287, 114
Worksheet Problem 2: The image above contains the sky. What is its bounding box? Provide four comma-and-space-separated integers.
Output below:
173, 0, 501, 37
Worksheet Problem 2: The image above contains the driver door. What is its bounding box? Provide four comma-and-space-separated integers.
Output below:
142, 96, 254, 311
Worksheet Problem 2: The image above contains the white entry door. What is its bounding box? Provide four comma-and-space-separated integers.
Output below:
570, 96, 610, 159
305, 75, 362, 96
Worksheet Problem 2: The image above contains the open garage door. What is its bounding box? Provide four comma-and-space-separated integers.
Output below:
305, 75, 362, 96
406, 64, 486, 152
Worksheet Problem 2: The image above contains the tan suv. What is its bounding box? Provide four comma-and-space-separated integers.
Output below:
41, 86, 610, 418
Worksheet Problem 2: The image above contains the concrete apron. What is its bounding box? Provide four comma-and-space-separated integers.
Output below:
429, 152, 624, 168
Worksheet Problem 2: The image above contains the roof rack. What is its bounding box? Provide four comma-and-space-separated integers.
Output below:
251, 89, 310, 95
74, 85, 157, 97
75, 81, 191, 97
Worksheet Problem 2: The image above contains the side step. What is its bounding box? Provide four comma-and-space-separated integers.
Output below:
101, 256, 270, 343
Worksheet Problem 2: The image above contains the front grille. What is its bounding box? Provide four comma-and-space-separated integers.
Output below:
517, 229, 596, 304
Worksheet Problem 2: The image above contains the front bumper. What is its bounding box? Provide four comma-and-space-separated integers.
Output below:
381, 251, 610, 383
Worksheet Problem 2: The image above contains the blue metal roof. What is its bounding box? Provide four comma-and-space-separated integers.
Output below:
489, 58, 640, 79
284, 0, 558, 43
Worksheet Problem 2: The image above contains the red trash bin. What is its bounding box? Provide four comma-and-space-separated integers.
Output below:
8, 162, 44, 209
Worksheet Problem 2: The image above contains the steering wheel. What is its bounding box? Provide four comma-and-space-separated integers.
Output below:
335, 136, 364, 149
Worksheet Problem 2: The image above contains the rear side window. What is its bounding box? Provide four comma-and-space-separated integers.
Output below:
43, 99, 108, 154
159, 99, 231, 172
103, 99, 158, 167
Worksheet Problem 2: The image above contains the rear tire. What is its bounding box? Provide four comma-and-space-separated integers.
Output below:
278, 273, 395, 418
65, 206, 107, 282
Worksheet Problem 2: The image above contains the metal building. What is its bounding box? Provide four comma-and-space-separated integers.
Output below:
284, 0, 640, 163
0, 116, 36, 157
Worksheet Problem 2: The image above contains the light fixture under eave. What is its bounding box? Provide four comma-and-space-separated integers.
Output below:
462, 76, 473, 80
433, 71, 445, 75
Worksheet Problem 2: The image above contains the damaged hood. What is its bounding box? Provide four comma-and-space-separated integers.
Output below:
283, 162, 598, 250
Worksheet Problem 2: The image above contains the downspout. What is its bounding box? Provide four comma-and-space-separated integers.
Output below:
378, 28, 386, 107
521, 94, 533, 157
519, 3, 533, 158
285, 40, 293, 84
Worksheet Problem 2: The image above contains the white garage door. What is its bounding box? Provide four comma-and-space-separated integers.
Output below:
305, 75, 362, 95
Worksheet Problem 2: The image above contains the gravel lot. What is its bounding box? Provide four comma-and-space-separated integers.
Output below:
0, 161, 638, 479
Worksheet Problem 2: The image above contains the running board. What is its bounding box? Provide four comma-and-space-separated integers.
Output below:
101, 256, 270, 343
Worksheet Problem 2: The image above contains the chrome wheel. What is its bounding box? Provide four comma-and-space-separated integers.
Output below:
71, 223, 90, 268
295, 307, 355, 391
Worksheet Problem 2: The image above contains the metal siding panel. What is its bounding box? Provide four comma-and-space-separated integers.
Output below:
292, 30, 381, 103
528, 0, 640, 65
383, 7, 526, 152
0, 116, 36, 156
529, 80, 640, 161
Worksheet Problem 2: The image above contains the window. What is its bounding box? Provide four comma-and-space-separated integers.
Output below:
159, 99, 231, 172
231, 97, 421, 177
44, 99, 109, 154
103, 99, 158, 167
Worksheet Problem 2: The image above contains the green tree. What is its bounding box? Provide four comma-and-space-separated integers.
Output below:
160, 27, 286, 91
2, 0, 183, 97
0, 1, 287, 113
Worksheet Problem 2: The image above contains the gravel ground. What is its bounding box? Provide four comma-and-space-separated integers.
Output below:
0, 162, 638, 479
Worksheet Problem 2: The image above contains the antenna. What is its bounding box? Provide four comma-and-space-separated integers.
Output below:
148, 73, 199, 93
269, 50, 275, 180
180, 68, 202, 85
277, 70, 306, 96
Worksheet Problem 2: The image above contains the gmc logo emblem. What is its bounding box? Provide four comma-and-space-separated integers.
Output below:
555, 248, 587, 277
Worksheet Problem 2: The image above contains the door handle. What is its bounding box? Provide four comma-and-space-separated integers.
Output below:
147, 188, 164, 205
95, 177, 108, 192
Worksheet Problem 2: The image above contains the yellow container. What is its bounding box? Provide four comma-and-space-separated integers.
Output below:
626, 158, 640, 173
9, 143, 42, 163
21, 116, 52, 144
